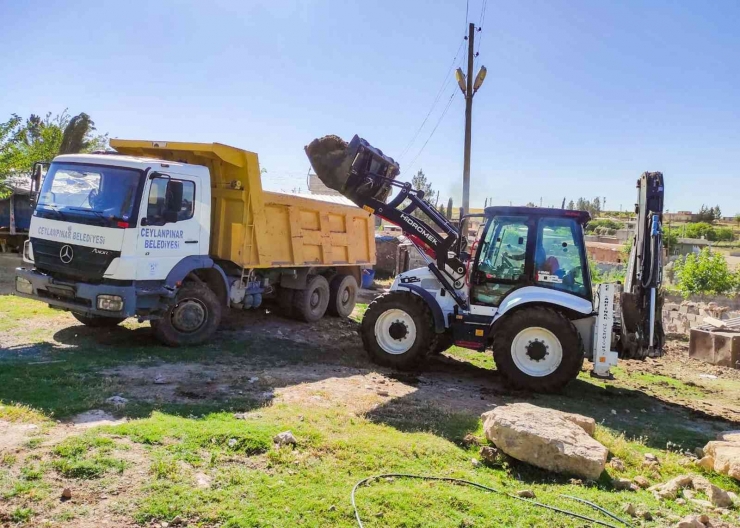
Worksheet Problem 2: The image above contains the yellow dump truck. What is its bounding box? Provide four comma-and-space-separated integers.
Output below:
15, 139, 375, 346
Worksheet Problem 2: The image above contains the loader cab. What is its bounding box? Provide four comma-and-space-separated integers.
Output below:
470, 207, 592, 307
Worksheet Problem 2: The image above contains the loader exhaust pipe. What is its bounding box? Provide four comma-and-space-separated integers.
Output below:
305, 134, 400, 204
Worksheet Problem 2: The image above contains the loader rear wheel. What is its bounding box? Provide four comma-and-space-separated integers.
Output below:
361, 292, 434, 370
152, 283, 222, 347
492, 306, 583, 392
292, 275, 330, 323
328, 274, 358, 318
72, 313, 126, 327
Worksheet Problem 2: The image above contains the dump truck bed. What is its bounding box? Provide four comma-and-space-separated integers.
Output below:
109, 139, 375, 269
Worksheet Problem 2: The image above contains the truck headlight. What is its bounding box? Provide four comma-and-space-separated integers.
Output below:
97, 295, 123, 311
15, 277, 33, 295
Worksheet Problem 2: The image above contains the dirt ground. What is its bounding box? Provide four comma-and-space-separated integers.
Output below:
4, 279, 740, 526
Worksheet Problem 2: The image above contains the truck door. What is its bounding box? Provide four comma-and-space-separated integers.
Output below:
136, 173, 201, 280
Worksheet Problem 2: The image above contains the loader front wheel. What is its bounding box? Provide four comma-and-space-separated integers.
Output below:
152, 283, 222, 347
361, 292, 434, 370
492, 306, 583, 392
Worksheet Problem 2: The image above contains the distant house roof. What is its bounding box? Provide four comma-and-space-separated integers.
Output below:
307, 173, 342, 197
677, 238, 711, 246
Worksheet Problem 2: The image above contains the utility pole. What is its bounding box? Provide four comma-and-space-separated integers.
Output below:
462, 22, 475, 219
456, 23, 486, 234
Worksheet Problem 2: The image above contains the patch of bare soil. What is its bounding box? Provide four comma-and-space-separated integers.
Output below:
104, 359, 501, 418
619, 337, 740, 422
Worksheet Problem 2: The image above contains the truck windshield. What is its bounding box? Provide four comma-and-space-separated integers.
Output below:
38, 162, 142, 223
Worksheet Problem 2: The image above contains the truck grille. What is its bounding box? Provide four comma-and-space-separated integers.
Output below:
30, 238, 120, 282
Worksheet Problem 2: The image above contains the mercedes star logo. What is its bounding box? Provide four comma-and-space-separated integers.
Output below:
59, 245, 74, 264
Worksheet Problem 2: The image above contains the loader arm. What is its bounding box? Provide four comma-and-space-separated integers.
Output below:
305, 135, 468, 305
618, 171, 665, 359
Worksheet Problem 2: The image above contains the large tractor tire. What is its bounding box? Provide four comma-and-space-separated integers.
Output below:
72, 313, 126, 327
152, 283, 222, 346
429, 331, 455, 355
361, 291, 435, 370
328, 274, 358, 318
492, 306, 584, 392
292, 275, 330, 323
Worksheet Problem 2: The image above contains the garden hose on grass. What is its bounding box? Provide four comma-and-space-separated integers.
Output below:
351, 474, 632, 528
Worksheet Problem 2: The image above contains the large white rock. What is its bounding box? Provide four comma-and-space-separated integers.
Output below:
701, 431, 740, 481
481, 403, 608, 480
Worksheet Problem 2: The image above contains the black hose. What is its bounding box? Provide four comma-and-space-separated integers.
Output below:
351, 473, 632, 528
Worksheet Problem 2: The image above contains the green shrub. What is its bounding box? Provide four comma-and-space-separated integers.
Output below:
673, 248, 739, 297
585, 219, 624, 233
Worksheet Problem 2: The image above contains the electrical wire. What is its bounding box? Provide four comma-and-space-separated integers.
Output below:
476, 0, 488, 55
405, 88, 458, 172
351, 474, 632, 528
398, 39, 465, 161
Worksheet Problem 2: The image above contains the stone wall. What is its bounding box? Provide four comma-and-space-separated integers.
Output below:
663, 300, 740, 335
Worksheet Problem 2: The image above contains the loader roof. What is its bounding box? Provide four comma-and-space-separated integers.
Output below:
483, 206, 591, 224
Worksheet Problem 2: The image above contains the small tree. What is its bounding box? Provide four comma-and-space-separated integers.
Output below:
673, 248, 739, 297
446, 197, 453, 219
408, 169, 434, 220
567, 200, 575, 210
734, 213, 740, 227
713, 205, 722, 221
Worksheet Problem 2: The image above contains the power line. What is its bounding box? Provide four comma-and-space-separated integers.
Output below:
398, 38, 465, 161
476, 0, 488, 56
405, 88, 459, 172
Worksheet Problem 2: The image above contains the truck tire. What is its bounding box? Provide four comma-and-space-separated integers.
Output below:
492, 306, 583, 392
328, 274, 358, 318
72, 313, 126, 327
292, 275, 330, 323
361, 291, 434, 370
429, 331, 454, 355
152, 282, 222, 346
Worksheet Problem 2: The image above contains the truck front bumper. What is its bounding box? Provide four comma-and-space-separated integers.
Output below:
15, 267, 139, 318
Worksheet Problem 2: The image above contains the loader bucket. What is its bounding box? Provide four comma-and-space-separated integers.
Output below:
305, 134, 399, 204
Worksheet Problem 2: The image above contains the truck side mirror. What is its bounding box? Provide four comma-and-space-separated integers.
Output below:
30, 162, 48, 206
163, 180, 183, 223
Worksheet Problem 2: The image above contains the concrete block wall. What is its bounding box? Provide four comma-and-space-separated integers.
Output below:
663, 300, 740, 335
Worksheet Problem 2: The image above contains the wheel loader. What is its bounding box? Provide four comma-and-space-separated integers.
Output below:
306, 134, 665, 392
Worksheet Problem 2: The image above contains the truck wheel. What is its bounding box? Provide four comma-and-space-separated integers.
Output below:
328, 275, 357, 318
292, 275, 330, 322
492, 306, 583, 392
429, 331, 454, 355
72, 313, 126, 327
361, 292, 434, 370
152, 283, 222, 346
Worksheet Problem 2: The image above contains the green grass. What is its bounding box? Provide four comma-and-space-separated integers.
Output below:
2, 296, 740, 526
0, 296, 59, 332
50, 434, 128, 479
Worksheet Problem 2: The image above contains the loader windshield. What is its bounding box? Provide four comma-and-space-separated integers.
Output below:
37, 162, 144, 227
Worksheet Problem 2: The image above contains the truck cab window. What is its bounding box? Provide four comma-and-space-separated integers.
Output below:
146, 178, 195, 223
535, 217, 588, 297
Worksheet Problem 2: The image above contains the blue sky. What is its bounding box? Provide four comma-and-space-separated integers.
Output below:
2, 0, 738, 214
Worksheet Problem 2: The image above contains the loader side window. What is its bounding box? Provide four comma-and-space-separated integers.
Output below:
472, 216, 529, 306
535, 217, 588, 298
